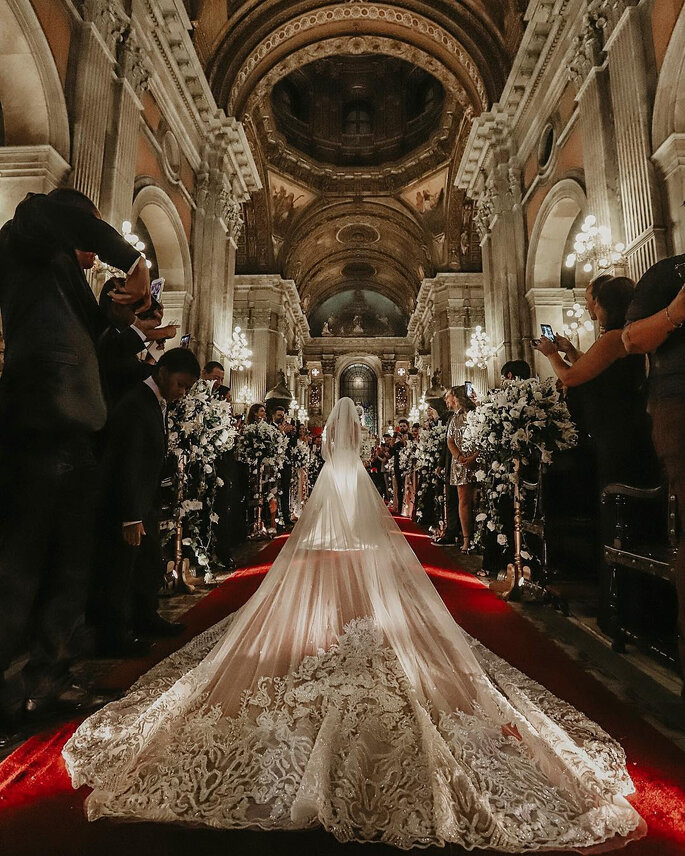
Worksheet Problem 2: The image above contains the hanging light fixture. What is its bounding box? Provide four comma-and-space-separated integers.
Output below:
562, 302, 595, 337
408, 405, 420, 423
565, 215, 625, 274
465, 326, 497, 370
226, 325, 253, 372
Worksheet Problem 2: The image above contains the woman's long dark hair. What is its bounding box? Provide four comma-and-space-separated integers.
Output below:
595, 276, 636, 331
450, 385, 476, 413
246, 402, 265, 424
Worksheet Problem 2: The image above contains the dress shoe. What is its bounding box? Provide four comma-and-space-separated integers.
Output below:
135, 614, 185, 637
433, 537, 456, 546
24, 683, 122, 726
96, 631, 151, 658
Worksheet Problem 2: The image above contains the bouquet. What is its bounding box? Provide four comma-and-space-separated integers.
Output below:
236, 421, 288, 502
462, 377, 577, 546
166, 380, 238, 571
414, 422, 447, 523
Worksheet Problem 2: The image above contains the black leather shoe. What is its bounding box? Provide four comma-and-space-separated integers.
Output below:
433, 537, 456, 546
135, 615, 185, 637
96, 632, 151, 658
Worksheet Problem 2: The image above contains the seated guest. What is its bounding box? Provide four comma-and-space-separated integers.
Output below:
533, 276, 657, 490
623, 254, 685, 692
98, 279, 176, 410
93, 348, 200, 656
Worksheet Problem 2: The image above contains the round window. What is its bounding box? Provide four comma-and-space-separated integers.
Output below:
538, 123, 556, 171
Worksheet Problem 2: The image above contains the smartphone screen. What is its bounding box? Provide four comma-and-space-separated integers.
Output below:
150, 277, 165, 302
180, 333, 191, 348
540, 323, 555, 341
465, 381, 473, 397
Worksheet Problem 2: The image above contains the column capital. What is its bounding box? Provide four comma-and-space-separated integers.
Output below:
119, 30, 151, 96
321, 357, 336, 375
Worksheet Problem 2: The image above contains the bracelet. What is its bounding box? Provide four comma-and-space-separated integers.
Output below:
665, 305, 685, 329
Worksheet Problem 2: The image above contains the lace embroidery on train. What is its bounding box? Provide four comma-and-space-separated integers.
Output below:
64, 617, 640, 852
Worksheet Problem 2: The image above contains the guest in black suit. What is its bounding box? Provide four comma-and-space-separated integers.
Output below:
434, 393, 460, 546
0, 190, 149, 740
393, 419, 410, 513
93, 348, 200, 655
270, 405, 294, 527
98, 278, 177, 410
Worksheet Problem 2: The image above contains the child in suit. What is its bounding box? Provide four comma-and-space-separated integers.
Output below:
93, 347, 200, 656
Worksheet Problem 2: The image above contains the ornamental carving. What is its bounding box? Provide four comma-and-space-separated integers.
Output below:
321, 358, 337, 375
381, 359, 396, 375
86, 0, 127, 52
567, 9, 606, 91
220, 192, 245, 240
119, 32, 151, 95
229, 5, 488, 114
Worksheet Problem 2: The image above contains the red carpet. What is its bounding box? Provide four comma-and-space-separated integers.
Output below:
0, 519, 684, 856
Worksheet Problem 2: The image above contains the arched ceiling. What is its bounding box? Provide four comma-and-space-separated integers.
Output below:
185, 0, 527, 328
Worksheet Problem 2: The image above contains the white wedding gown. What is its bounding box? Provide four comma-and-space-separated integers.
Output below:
63, 398, 645, 851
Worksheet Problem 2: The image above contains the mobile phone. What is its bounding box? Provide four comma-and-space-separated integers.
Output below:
150, 277, 165, 302
465, 381, 473, 397
180, 333, 191, 348
540, 323, 555, 341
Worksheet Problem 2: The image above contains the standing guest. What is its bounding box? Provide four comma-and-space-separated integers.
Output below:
98, 279, 177, 410
434, 389, 461, 546
623, 255, 685, 693
533, 277, 656, 490
271, 405, 294, 528
0, 189, 148, 743
247, 402, 266, 424
93, 348, 200, 655
393, 418, 410, 513
500, 360, 532, 381
202, 360, 225, 389
445, 385, 478, 552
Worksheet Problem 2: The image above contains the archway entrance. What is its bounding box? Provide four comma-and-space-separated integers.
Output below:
340, 363, 378, 434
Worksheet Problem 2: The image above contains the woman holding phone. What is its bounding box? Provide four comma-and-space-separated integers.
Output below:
532, 276, 656, 491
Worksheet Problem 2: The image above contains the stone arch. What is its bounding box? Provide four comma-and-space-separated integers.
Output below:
526, 179, 588, 291
0, 0, 69, 158
131, 184, 193, 295
652, 7, 685, 149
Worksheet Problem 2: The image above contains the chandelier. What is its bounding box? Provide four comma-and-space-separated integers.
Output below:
465, 326, 497, 370
562, 302, 595, 337
226, 326, 252, 372
565, 215, 625, 274
408, 405, 420, 423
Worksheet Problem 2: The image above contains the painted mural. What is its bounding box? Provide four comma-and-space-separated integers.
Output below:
309, 289, 407, 337
268, 171, 315, 234
401, 167, 448, 235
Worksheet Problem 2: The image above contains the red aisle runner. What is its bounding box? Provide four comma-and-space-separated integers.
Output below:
0, 519, 683, 856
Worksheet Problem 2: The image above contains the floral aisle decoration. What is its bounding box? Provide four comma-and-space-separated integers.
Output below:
398, 439, 418, 479
462, 378, 577, 549
308, 445, 324, 486
166, 380, 238, 579
236, 421, 289, 532
414, 423, 447, 525
288, 440, 312, 473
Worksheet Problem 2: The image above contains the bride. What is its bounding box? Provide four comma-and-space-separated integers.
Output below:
64, 397, 645, 851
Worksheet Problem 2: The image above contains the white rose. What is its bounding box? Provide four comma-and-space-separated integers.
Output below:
497, 534, 508, 546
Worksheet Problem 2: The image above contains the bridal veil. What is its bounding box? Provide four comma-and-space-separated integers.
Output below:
64, 397, 644, 851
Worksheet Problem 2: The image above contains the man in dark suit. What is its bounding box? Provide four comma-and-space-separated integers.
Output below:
93, 348, 200, 655
270, 405, 294, 528
98, 278, 177, 410
392, 418, 410, 513
0, 190, 149, 741
433, 388, 460, 546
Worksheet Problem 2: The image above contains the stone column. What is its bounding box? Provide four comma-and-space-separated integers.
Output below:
568, 13, 624, 242
653, 133, 685, 256
321, 357, 336, 421
70, 1, 126, 206
604, 2, 667, 277
474, 151, 530, 379
99, 30, 150, 224
381, 359, 396, 431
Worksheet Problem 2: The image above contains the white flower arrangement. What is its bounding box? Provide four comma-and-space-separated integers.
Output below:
414, 422, 447, 522
462, 378, 577, 546
398, 440, 418, 478
236, 421, 288, 503
288, 441, 312, 471
166, 379, 238, 569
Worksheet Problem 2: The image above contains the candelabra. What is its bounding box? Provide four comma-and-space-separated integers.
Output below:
565, 215, 625, 274
93, 220, 153, 276
465, 326, 497, 370
226, 326, 253, 373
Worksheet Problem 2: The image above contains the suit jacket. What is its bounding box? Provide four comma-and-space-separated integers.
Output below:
0, 194, 140, 436
98, 325, 152, 411
102, 382, 167, 524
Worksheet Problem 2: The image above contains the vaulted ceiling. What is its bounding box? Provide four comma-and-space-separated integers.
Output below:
184, 0, 527, 330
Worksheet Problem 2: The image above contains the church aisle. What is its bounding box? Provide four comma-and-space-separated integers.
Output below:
0, 522, 683, 856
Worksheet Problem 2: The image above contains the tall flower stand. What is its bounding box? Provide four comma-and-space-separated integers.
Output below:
164, 452, 197, 594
